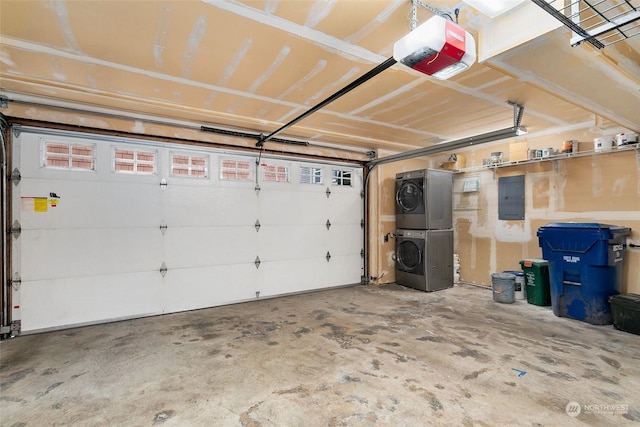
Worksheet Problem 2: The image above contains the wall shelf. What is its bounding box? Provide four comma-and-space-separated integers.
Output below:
452, 142, 640, 174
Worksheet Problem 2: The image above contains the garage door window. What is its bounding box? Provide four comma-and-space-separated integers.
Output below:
113, 148, 156, 174
220, 158, 252, 181
332, 169, 352, 186
262, 163, 289, 183
44, 141, 95, 171
300, 166, 322, 184
171, 153, 208, 178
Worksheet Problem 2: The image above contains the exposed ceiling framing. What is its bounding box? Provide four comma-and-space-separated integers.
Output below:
1, 0, 639, 157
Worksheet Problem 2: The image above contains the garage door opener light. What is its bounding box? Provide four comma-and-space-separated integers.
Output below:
393, 14, 476, 80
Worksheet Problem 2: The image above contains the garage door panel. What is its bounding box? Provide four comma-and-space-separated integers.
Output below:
257, 225, 328, 261
20, 229, 163, 281
256, 259, 329, 297
328, 254, 363, 287
162, 264, 257, 312
258, 190, 328, 225
19, 271, 163, 333
165, 187, 258, 226
12, 127, 364, 332
17, 179, 162, 229
164, 226, 257, 268
328, 195, 363, 223
329, 225, 363, 255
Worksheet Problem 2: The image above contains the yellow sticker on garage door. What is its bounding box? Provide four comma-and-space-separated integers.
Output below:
34, 197, 48, 212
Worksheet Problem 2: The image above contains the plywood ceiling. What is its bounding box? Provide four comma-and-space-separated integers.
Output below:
1, 0, 639, 155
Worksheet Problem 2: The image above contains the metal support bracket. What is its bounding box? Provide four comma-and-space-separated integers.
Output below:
10, 274, 21, 290
11, 320, 21, 333
12, 124, 21, 138
507, 101, 525, 129
10, 168, 21, 185
10, 220, 21, 239
159, 262, 168, 277
411, 0, 450, 30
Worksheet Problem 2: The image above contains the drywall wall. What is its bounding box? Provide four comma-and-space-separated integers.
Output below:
370, 131, 639, 294
366, 154, 432, 284
452, 138, 640, 294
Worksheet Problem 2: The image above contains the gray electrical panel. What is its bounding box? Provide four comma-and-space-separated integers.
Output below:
498, 175, 525, 220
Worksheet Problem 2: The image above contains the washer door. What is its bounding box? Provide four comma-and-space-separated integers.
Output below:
396, 181, 423, 213
397, 240, 424, 274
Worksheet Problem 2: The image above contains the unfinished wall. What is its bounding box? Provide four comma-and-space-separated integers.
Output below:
370, 131, 640, 294
452, 136, 640, 294
367, 154, 431, 284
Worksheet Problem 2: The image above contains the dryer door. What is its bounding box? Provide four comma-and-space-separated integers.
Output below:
397, 240, 425, 274
395, 179, 425, 214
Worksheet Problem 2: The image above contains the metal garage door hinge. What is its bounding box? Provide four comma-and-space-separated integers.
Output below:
360, 249, 365, 258
160, 178, 167, 190
326, 219, 331, 230
325, 187, 331, 198
9, 274, 21, 290
10, 220, 21, 239
255, 184, 261, 195
360, 219, 365, 229
10, 168, 21, 185
159, 262, 168, 277
326, 251, 331, 262
159, 223, 168, 235
12, 124, 21, 138
255, 256, 261, 269
255, 219, 261, 232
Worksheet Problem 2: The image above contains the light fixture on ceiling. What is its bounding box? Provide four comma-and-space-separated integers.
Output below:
462, 0, 527, 18
393, 15, 476, 80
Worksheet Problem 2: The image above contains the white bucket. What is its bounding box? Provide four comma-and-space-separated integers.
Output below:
616, 132, 638, 147
514, 274, 526, 300
594, 137, 613, 152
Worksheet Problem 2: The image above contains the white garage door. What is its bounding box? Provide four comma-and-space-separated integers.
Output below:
10, 126, 363, 333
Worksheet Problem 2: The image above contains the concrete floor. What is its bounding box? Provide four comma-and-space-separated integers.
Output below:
1, 284, 639, 426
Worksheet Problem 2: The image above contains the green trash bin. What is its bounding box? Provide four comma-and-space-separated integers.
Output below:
519, 259, 551, 306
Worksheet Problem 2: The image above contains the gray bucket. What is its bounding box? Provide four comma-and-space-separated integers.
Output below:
492, 273, 516, 303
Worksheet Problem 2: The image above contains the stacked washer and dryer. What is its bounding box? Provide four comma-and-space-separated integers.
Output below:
395, 169, 454, 292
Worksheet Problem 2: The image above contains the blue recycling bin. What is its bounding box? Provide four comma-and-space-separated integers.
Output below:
537, 223, 631, 325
